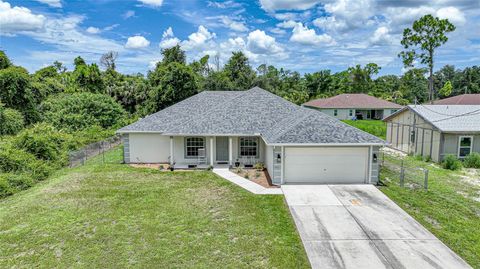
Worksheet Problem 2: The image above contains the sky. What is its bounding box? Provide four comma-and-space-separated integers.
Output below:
1, 0, 479, 76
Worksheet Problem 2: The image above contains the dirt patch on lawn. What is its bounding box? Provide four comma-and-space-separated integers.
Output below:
230, 168, 279, 188
129, 163, 169, 170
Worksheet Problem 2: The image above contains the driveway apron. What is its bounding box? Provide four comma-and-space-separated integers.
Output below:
282, 185, 471, 269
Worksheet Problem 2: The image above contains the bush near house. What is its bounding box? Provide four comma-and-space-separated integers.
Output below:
463, 152, 480, 168
442, 155, 462, 170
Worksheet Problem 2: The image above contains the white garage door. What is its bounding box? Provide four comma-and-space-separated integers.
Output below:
284, 147, 369, 184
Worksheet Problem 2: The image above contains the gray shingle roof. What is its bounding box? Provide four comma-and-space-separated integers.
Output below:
118, 87, 384, 145
407, 105, 480, 132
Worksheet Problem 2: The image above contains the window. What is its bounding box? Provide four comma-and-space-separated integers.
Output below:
458, 136, 473, 158
391, 109, 397, 114
349, 109, 353, 117
185, 137, 205, 158
334, 109, 338, 116
239, 137, 258, 157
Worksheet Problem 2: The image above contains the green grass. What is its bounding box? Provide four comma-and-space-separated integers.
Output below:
342, 120, 386, 139
0, 148, 309, 268
379, 154, 480, 268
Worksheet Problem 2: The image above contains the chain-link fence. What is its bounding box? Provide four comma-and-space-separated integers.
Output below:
380, 150, 429, 190
68, 135, 122, 167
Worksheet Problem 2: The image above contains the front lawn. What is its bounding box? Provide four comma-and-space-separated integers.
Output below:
379, 153, 480, 268
342, 120, 386, 139
0, 148, 309, 268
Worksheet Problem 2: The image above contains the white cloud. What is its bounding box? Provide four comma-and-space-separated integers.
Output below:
125, 35, 150, 49
370, 26, 394, 45
35, 0, 62, 8
313, 16, 348, 32
0, 1, 45, 34
276, 20, 297, 29
270, 27, 287, 35
290, 23, 335, 46
181, 25, 216, 51
259, 0, 320, 11
86, 26, 100, 34
246, 29, 283, 54
219, 16, 248, 32
436, 7, 466, 25
159, 27, 180, 49
138, 0, 163, 7
123, 10, 135, 19
207, 1, 242, 9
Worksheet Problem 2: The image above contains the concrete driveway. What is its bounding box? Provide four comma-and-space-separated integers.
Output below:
282, 185, 471, 269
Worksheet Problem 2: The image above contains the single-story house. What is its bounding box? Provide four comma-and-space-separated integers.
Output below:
117, 87, 384, 185
303, 93, 403, 120
432, 94, 480, 105
384, 105, 480, 162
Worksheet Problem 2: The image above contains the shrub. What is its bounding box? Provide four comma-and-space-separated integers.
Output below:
40, 92, 127, 132
254, 162, 265, 171
0, 103, 24, 135
463, 152, 480, 169
0, 144, 51, 180
14, 123, 72, 165
442, 155, 462, 170
0, 173, 35, 198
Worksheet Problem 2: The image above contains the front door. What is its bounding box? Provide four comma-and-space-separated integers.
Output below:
216, 137, 229, 162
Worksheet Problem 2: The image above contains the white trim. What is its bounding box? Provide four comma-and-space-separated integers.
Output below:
169, 136, 174, 165
368, 146, 373, 184
228, 137, 233, 166
457, 136, 473, 158
280, 146, 284, 185
266, 143, 385, 146
210, 137, 214, 165
117, 130, 164, 134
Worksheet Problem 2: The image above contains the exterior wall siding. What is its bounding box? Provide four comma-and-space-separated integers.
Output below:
122, 134, 130, 163
441, 134, 480, 160
128, 133, 170, 163
370, 146, 380, 184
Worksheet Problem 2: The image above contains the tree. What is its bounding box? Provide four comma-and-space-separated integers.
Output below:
0, 66, 38, 123
73, 56, 86, 69
100, 51, 118, 71
160, 45, 186, 66
304, 70, 332, 98
399, 14, 455, 103
40, 92, 127, 131
439, 80, 453, 97
0, 50, 12, 70
145, 62, 198, 114
73, 63, 104, 93
224, 51, 255, 90
347, 63, 380, 93
400, 68, 429, 103
53, 61, 67, 73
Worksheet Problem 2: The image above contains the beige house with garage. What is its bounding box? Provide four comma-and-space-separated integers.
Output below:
384, 105, 480, 162
118, 87, 385, 185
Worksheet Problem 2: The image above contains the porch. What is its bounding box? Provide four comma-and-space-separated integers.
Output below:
168, 135, 266, 169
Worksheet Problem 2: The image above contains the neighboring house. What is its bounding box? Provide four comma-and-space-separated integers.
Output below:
303, 93, 403, 120
432, 94, 480, 105
384, 105, 480, 162
117, 87, 384, 185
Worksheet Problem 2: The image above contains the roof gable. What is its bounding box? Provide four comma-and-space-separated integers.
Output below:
303, 93, 402, 109
118, 87, 384, 145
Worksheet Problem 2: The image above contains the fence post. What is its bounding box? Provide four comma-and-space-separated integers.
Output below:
102, 141, 105, 164
400, 160, 405, 187
424, 169, 429, 190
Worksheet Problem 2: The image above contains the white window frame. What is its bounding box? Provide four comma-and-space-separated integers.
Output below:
239, 137, 259, 158
185, 137, 206, 158
349, 109, 353, 117
457, 136, 473, 158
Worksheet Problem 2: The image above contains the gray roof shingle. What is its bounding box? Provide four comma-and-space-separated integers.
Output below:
407, 105, 480, 132
118, 87, 384, 145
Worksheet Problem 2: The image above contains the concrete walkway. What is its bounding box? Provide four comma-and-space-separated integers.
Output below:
212, 168, 283, 195
282, 185, 471, 269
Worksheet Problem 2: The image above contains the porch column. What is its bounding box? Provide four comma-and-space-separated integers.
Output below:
169, 136, 174, 165
228, 137, 233, 166
210, 137, 214, 166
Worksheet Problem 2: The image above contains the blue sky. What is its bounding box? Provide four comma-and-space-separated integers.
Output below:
1, 0, 479, 75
